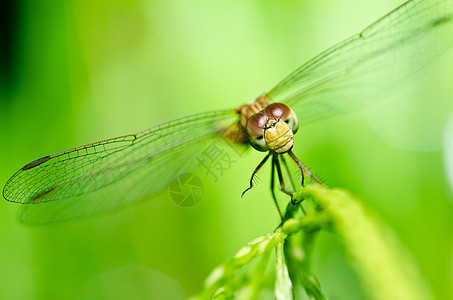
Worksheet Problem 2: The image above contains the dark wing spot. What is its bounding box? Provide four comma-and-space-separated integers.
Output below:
432, 15, 452, 27
257, 135, 264, 140
22, 156, 51, 170
31, 186, 56, 203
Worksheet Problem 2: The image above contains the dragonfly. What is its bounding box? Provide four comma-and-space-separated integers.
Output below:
3, 0, 453, 224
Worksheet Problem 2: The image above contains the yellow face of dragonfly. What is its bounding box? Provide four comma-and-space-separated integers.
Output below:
245, 103, 299, 154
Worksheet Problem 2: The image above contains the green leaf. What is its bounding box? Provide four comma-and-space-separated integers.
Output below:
294, 186, 431, 300
275, 233, 293, 300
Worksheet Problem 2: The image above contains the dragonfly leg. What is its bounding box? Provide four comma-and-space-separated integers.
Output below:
276, 153, 302, 206
270, 155, 284, 222
241, 153, 271, 197
274, 153, 293, 198
287, 150, 305, 188
288, 150, 326, 188
280, 155, 306, 214
302, 165, 327, 188
303, 166, 326, 187
279, 154, 296, 192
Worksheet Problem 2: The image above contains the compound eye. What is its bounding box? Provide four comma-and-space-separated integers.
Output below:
246, 112, 269, 152
283, 108, 299, 134
264, 103, 291, 120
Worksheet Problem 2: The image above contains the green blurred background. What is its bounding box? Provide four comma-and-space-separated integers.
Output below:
1, 0, 452, 299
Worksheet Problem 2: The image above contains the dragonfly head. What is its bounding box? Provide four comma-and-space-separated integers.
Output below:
245, 103, 299, 154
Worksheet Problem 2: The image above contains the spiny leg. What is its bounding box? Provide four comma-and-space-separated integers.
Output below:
270, 154, 284, 221
241, 153, 271, 197
280, 154, 307, 215
280, 154, 296, 192
287, 150, 305, 188
288, 150, 325, 188
274, 153, 293, 198
301, 165, 326, 187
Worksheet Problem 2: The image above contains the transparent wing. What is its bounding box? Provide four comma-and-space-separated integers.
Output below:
3, 109, 239, 223
267, 0, 453, 124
